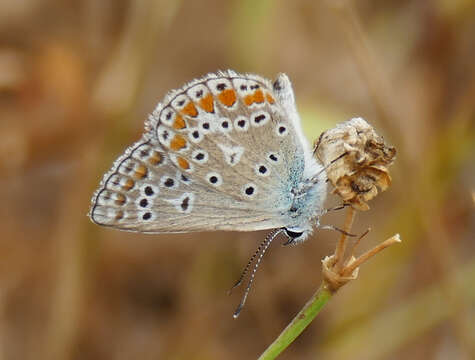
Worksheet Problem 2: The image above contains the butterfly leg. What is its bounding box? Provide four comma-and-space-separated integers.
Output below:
319, 225, 357, 237
322, 203, 351, 215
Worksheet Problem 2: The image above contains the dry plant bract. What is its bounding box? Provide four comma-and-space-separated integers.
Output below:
314, 117, 396, 211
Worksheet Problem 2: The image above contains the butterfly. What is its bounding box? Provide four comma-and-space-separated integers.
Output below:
89, 70, 329, 316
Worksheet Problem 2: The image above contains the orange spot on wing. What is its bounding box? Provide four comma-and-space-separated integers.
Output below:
177, 157, 190, 170
148, 151, 163, 165
199, 94, 214, 113
133, 164, 148, 179
181, 102, 198, 117
114, 193, 126, 206
253, 89, 264, 103
115, 210, 124, 220
172, 114, 186, 129
218, 89, 236, 107
244, 94, 254, 106
170, 135, 187, 151
122, 178, 135, 191
244, 90, 265, 106
266, 93, 275, 104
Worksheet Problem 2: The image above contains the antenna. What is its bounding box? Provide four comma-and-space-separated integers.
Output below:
232, 228, 283, 318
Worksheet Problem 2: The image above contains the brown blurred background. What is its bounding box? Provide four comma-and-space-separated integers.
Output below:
0, 0, 474, 359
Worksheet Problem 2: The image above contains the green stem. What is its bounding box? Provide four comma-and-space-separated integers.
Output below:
258, 283, 333, 360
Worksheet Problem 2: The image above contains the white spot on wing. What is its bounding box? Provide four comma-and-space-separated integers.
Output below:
136, 197, 151, 209
141, 184, 159, 197
192, 149, 209, 164
251, 110, 270, 127
242, 183, 258, 198
178, 171, 192, 184
107, 174, 123, 191
255, 163, 270, 177
165, 193, 194, 214
160, 175, 178, 189
97, 191, 113, 206
171, 94, 189, 110
276, 123, 288, 137
186, 83, 209, 102
188, 128, 204, 143
199, 120, 216, 134
232, 78, 252, 96
118, 159, 136, 176
267, 152, 281, 163
207, 78, 232, 95
139, 210, 155, 221
206, 172, 223, 186
217, 143, 244, 166
218, 117, 233, 133
156, 125, 174, 147
159, 106, 175, 126
234, 116, 249, 131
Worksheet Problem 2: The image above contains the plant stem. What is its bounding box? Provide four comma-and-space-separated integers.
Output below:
342, 234, 401, 276
334, 207, 355, 272
257, 284, 333, 360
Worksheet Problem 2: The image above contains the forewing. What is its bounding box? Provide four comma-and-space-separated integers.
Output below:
89, 71, 307, 233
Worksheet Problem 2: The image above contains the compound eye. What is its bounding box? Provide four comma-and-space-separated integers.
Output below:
284, 228, 304, 240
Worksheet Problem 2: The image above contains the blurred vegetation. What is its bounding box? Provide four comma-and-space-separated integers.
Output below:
0, 0, 474, 359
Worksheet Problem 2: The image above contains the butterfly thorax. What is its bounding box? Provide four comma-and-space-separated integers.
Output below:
279, 156, 327, 242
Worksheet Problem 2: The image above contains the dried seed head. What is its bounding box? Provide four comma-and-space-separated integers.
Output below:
314, 117, 396, 211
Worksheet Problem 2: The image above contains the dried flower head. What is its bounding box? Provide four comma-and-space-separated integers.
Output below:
314, 117, 396, 211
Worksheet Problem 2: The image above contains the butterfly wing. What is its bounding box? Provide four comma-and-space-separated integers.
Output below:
89, 70, 322, 233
